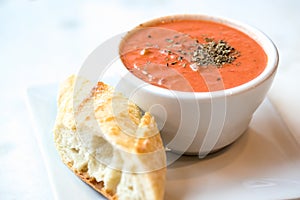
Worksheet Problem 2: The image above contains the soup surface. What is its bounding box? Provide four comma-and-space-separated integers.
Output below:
120, 17, 267, 92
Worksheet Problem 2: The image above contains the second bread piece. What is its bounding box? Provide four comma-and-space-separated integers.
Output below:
54, 75, 166, 200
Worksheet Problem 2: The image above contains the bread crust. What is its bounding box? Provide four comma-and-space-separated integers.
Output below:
65, 162, 117, 200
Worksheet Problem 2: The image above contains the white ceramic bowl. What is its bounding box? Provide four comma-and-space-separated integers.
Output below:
114, 14, 279, 156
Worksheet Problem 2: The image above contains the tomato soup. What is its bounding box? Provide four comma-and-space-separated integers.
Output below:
119, 16, 267, 92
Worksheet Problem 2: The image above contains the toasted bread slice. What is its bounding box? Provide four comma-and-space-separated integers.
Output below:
53, 75, 166, 200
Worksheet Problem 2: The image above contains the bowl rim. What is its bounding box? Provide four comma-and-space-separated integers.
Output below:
118, 14, 279, 100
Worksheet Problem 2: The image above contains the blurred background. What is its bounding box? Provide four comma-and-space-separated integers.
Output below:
0, 0, 299, 199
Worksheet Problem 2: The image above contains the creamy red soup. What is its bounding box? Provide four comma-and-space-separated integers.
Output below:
119, 17, 267, 92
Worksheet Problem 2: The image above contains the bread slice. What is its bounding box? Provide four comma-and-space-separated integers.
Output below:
53, 75, 166, 200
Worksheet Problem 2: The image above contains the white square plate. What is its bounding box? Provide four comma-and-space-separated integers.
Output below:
27, 83, 300, 200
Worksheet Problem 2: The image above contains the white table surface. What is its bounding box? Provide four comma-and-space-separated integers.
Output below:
1, 0, 300, 199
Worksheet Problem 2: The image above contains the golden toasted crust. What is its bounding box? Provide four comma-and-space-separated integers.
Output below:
66, 162, 117, 200
54, 75, 166, 200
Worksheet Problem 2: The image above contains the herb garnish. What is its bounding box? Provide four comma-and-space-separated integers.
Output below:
191, 38, 240, 69
144, 33, 239, 71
